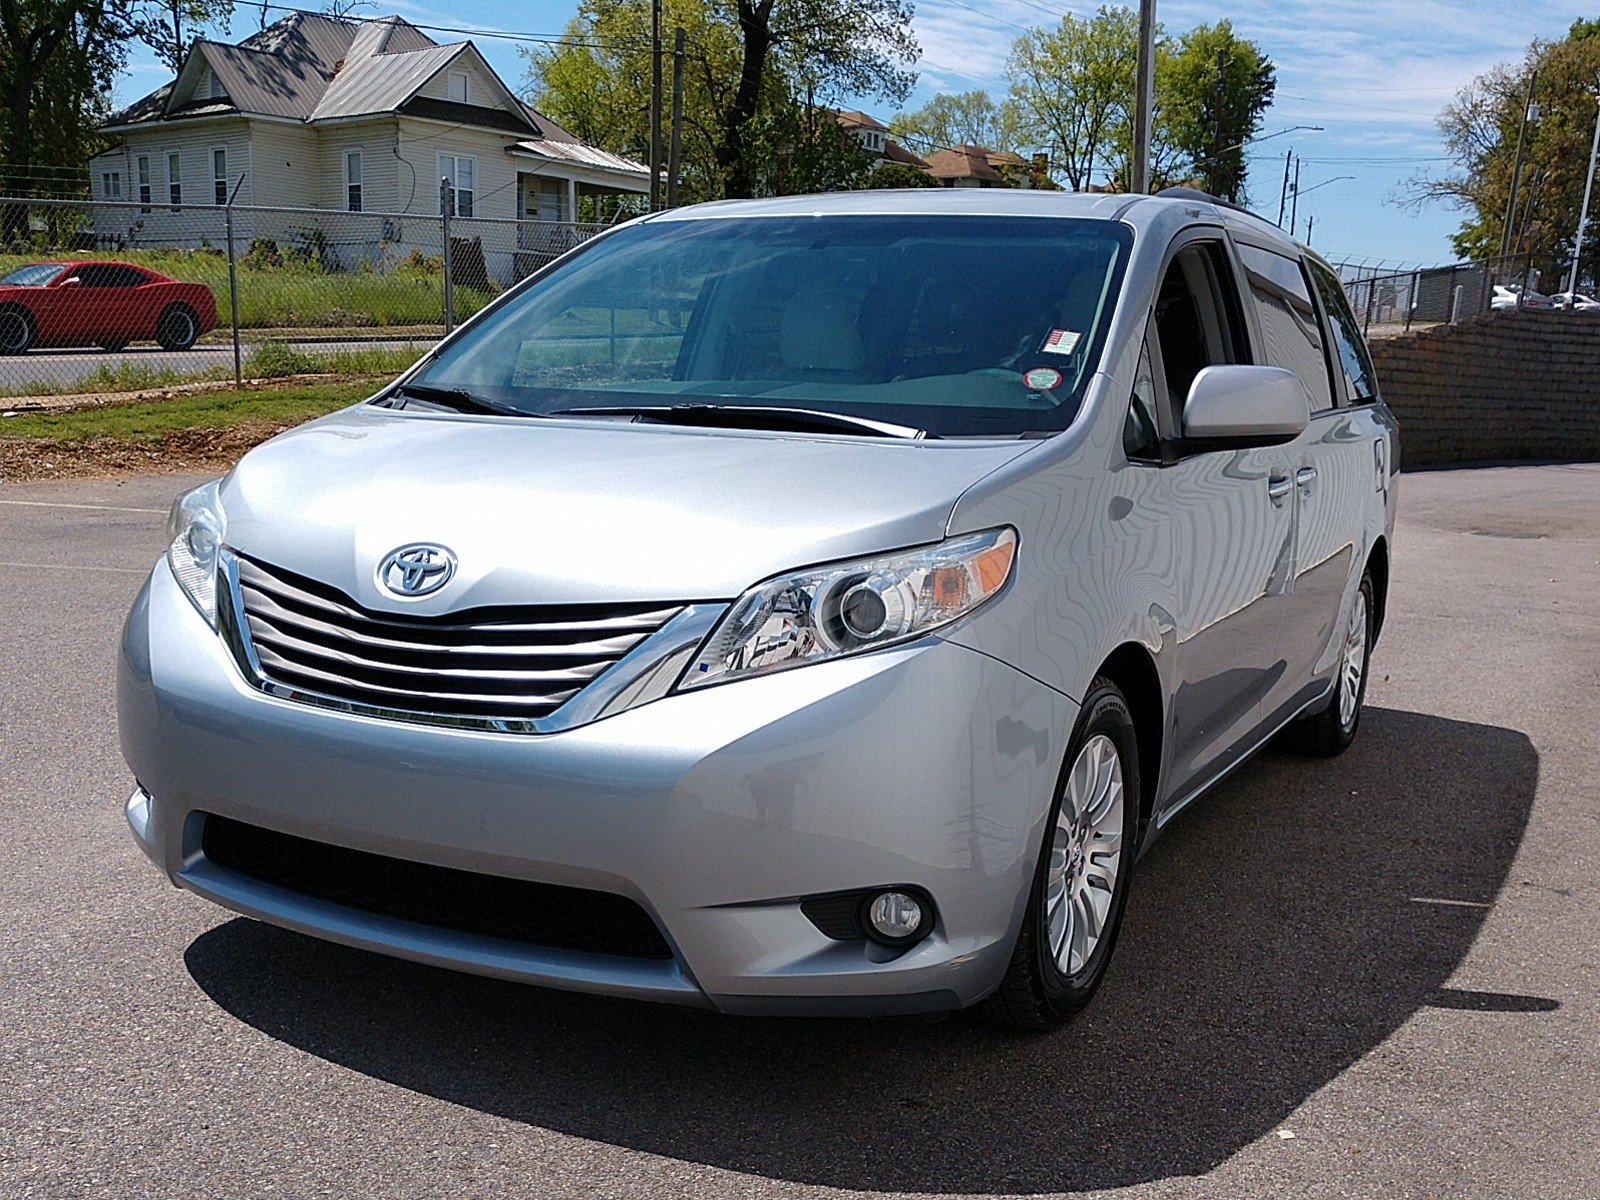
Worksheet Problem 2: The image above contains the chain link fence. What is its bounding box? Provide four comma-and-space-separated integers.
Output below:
1329, 252, 1598, 338
0, 195, 611, 399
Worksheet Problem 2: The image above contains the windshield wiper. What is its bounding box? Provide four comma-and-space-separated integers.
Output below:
388, 383, 533, 419
550, 403, 930, 439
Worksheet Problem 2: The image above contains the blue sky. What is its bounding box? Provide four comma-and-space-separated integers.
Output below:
113, 0, 1599, 266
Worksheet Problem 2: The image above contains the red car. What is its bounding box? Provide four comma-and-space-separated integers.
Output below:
0, 260, 217, 355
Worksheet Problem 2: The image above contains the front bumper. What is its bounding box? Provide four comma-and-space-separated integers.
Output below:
119, 560, 1075, 1016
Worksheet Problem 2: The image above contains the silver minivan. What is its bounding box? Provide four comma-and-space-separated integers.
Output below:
120, 190, 1397, 1027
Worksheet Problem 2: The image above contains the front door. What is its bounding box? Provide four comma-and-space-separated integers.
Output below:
1143, 238, 1299, 807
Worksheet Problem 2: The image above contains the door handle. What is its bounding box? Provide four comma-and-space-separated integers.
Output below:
1296, 466, 1318, 488
1268, 475, 1292, 505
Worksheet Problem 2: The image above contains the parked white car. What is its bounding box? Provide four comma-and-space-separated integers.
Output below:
1549, 291, 1600, 311
1492, 285, 1556, 311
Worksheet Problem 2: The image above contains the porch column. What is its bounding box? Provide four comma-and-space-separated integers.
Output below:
566, 177, 578, 223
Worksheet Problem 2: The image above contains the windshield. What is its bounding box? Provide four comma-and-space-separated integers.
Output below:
0, 263, 63, 287
406, 215, 1132, 437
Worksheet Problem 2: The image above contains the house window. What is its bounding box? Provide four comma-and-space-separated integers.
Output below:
439, 153, 475, 217
212, 147, 228, 205
448, 70, 469, 104
167, 149, 182, 210
101, 171, 122, 200
345, 149, 363, 212
137, 154, 151, 212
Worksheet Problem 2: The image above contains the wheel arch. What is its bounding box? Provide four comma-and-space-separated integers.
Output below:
1095, 642, 1163, 846
1366, 535, 1390, 644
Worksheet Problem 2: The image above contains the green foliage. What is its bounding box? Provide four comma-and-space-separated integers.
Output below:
1420, 23, 1600, 280
1158, 22, 1275, 202
858, 161, 941, 189
1, 379, 377, 440
526, 0, 917, 201
244, 342, 423, 379
998, 5, 1273, 195
890, 90, 1025, 157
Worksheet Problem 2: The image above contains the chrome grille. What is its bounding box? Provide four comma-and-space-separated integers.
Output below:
229, 552, 684, 731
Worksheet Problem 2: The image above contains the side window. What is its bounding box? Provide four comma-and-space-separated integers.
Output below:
1152, 242, 1248, 434
1124, 336, 1160, 459
75, 265, 115, 287
1307, 259, 1378, 404
1239, 243, 1334, 412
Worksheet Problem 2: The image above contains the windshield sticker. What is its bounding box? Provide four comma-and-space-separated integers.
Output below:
1023, 366, 1064, 391
1041, 328, 1082, 355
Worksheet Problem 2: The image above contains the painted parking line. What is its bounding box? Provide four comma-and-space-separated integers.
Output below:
0, 499, 167, 514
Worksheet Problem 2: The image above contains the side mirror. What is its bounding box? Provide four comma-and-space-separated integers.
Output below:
1182, 365, 1309, 448
58, 276, 82, 288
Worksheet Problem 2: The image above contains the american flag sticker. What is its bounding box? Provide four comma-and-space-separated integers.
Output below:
1041, 328, 1082, 355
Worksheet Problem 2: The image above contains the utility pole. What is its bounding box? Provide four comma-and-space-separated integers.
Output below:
1567, 86, 1600, 300
667, 27, 685, 208
1305, 214, 1314, 246
1131, 0, 1156, 194
1289, 157, 1301, 236
649, 0, 663, 210
1211, 47, 1227, 197
1277, 149, 1293, 225
1501, 69, 1539, 259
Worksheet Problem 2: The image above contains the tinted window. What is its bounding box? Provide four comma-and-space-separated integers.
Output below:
1239, 244, 1333, 412
1307, 259, 1378, 403
410, 215, 1134, 438
74, 265, 144, 288
1153, 242, 1247, 430
1124, 336, 1160, 459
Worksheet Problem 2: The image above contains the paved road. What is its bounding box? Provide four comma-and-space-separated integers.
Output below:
0, 336, 430, 394
1, 464, 1596, 1199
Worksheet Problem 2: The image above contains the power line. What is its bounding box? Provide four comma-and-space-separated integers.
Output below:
258, 3, 656, 50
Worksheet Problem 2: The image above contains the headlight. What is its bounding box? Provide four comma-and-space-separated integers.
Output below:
166, 479, 225, 626
682, 527, 1016, 689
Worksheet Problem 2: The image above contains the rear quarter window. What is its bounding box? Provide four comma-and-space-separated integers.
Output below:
1307, 259, 1379, 404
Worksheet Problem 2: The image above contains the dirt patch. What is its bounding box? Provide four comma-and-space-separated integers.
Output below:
0, 422, 289, 482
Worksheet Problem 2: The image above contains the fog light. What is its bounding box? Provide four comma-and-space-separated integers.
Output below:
866, 891, 925, 943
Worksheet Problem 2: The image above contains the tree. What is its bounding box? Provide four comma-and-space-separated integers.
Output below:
529, 0, 916, 201
858, 159, 940, 188
1005, 5, 1138, 192
1159, 21, 1274, 202
890, 89, 1023, 155
0, 0, 123, 209
124, 0, 233, 75
1415, 19, 1600, 280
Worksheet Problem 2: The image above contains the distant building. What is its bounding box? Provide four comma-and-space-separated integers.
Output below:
830, 109, 930, 171
87, 13, 649, 282
921, 145, 1045, 189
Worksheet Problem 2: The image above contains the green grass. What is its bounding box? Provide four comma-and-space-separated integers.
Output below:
2, 343, 423, 397
1, 380, 382, 440
0, 248, 494, 329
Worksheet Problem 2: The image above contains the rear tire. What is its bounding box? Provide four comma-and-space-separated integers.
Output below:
155, 304, 199, 351
0, 307, 36, 355
979, 677, 1139, 1030
1284, 570, 1374, 757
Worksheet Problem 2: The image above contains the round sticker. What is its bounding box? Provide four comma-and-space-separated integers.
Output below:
1023, 366, 1064, 391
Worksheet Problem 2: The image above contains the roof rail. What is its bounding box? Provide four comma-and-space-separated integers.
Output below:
1155, 185, 1295, 237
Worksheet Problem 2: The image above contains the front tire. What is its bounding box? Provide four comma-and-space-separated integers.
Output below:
980, 677, 1139, 1030
1284, 570, 1374, 757
155, 304, 199, 351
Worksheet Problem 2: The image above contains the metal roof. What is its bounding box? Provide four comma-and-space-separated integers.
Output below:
509, 139, 650, 178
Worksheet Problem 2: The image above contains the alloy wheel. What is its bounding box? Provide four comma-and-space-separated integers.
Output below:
1046, 732, 1126, 977
1338, 590, 1368, 730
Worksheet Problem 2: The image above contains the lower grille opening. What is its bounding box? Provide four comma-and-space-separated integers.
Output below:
202, 814, 673, 960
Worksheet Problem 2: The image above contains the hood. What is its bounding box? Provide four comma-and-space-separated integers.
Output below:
218, 406, 1037, 611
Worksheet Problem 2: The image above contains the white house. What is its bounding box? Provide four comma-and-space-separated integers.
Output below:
88, 13, 649, 282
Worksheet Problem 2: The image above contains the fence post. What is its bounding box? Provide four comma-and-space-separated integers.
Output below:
224, 175, 246, 385
440, 176, 455, 335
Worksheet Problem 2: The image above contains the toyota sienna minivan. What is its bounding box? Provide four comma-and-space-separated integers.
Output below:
119, 189, 1397, 1027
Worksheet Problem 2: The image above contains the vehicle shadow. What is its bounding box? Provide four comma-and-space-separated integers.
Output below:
184, 707, 1541, 1194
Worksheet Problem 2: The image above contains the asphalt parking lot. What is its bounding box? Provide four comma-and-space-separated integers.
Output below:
1, 463, 1596, 1199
